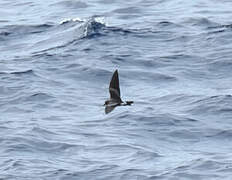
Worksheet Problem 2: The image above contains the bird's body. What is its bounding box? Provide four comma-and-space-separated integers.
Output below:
104, 70, 133, 114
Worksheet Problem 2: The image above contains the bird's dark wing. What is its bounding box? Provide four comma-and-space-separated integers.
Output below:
109, 70, 122, 101
105, 105, 117, 114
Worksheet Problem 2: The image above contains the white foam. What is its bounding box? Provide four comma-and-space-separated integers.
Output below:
59, 17, 83, 25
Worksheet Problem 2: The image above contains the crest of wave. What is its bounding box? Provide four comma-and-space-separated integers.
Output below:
60, 16, 106, 38
33, 16, 107, 53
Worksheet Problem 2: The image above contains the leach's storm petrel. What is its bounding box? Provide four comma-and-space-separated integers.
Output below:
104, 69, 133, 114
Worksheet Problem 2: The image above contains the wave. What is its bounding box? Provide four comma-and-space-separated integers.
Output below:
3, 135, 79, 154
113, 6, 141, 14
182, 17, 219, 28
10, 69, 34, 75
0, 23, 53, 38
30, 16, 107, 53
0, 69, 35, 76
188, 95, 232, 117
208, 23, 232, 30
1, 16, 182, 55
0, 92, 54, 110
205, 129, 232, 140
33, 16, 178, 54
51, 1, 89, 9
25, 93, 54, 102
158, 158, 230, 180
59, 16, 142, 39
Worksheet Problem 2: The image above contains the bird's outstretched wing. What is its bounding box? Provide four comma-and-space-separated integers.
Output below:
109, 70, 122, 102
105, 105, 117, 114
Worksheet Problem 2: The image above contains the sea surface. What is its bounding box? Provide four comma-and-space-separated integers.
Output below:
1, 0, 232, 179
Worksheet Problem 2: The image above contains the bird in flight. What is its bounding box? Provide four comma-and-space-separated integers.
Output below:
104, 69, 133, 114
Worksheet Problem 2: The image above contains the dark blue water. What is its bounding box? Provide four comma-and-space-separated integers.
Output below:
1, 0, 232, 179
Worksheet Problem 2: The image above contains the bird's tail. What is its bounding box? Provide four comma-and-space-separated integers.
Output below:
125, 101, 133, 105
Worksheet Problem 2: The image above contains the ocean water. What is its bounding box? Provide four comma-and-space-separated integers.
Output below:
1, 0, 232, 179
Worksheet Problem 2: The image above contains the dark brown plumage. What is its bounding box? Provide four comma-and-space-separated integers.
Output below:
104, 69, 133, 114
